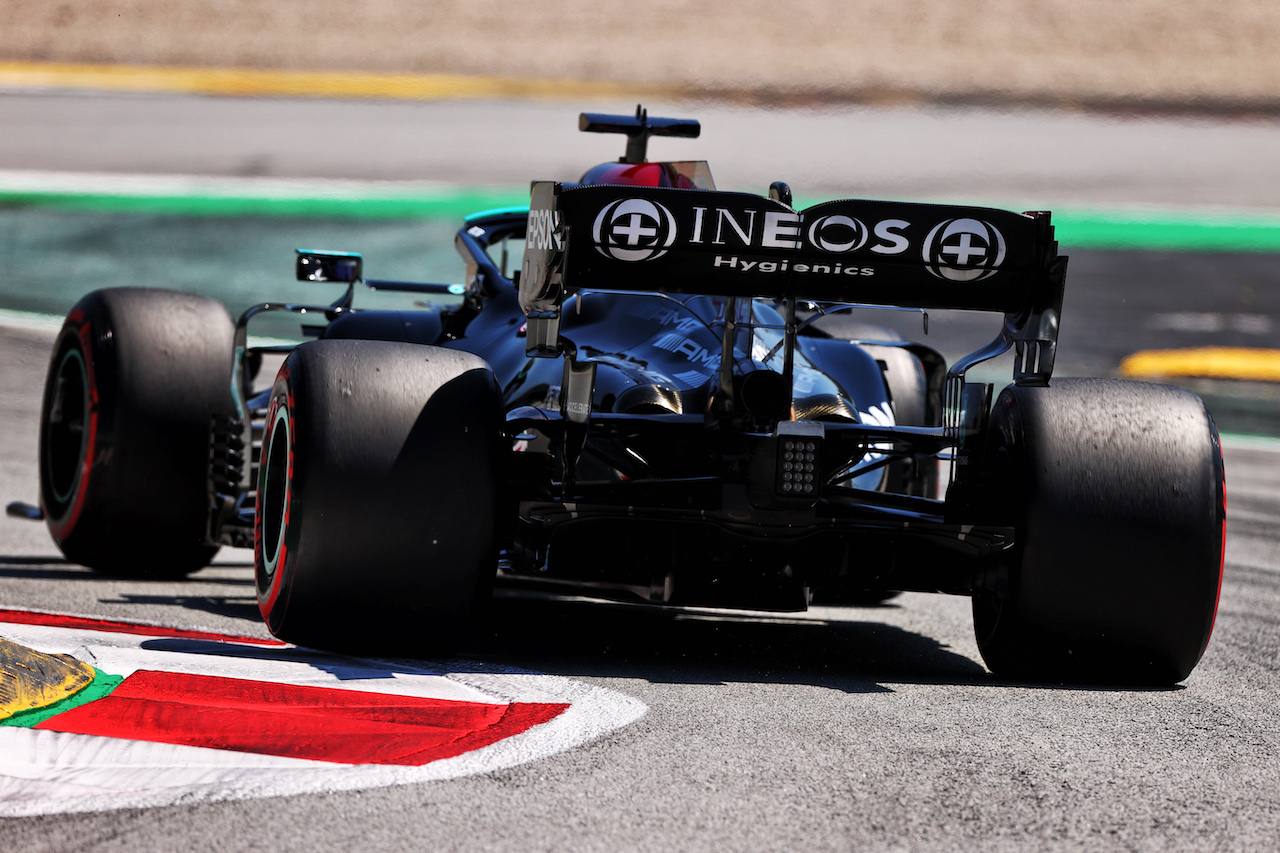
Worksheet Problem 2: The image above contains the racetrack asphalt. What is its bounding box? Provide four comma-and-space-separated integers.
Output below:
2, 92, 1280, 850
4, 91, 1280, 212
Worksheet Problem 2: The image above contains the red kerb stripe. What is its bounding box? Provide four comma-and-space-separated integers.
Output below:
0, 609, 286, 646
36, 670, 569, 766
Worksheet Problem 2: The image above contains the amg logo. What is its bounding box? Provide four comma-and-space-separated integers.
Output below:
527, 208, 561, 252
626, 302, 702, 333
713, 256, 875, 277
653, 333, 720, 368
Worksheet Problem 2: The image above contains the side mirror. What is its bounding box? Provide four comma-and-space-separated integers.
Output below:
296, 250, 363, 283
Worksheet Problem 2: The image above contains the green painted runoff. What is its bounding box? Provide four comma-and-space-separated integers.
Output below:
3, 188, 1280, 253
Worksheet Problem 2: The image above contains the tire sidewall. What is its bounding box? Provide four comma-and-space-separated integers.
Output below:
40, 315, 102, 543
256, 367, 301, 634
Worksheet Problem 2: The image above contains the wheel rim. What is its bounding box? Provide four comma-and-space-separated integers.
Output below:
259, 403, 291, 577
44, 346, 90, 509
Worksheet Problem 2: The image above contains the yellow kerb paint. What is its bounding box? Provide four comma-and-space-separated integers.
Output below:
0, 637, 95, 721
0, 61, 677, 102
1120, 348, 1280, 383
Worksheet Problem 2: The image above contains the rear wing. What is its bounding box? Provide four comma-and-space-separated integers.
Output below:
520, 181, 1067, 388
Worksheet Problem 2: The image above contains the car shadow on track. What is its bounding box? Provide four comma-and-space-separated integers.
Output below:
0, 556, 91, 581
0, 556, 263, 623
0, 556, 255, 582
0, 558, 1182, 692
473, 593, 1185, 693
102, 593, 262, 624
470, 592, 991, 694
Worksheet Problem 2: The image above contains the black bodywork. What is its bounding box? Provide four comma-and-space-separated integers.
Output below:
212, 112, 1067, 614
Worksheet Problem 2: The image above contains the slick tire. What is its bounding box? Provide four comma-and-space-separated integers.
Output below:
972, 379, 1226, 685
255, 339, 503, 654
39, 288, 236, 577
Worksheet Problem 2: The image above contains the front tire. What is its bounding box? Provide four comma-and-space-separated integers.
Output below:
39, 288, 235, 576
255, 340, 503, 654
972, 379, 1225, 685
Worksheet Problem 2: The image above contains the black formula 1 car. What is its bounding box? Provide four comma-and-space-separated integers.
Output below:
29, 108, 1225, 685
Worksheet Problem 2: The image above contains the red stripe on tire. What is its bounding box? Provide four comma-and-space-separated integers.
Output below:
46, 320, 100, 540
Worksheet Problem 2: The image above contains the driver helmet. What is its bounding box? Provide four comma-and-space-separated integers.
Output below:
578, 162, 698, 189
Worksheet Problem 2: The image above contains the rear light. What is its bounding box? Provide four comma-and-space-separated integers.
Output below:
774, 421, 824, 505
778, 437, 821, 497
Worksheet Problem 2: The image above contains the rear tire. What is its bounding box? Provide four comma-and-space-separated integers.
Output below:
972, 379, 1225, 685
255, 340, 503, 654
39, 288, 235, 577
